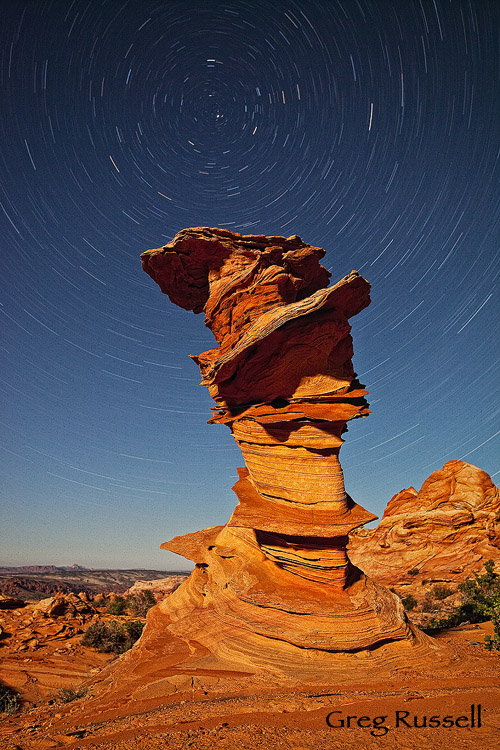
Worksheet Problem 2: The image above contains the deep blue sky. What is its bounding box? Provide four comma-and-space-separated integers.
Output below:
1, 0, 499, 570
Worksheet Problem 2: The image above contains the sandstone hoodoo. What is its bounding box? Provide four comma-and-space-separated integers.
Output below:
349, 460, 500, 586
94, 228, 437, 698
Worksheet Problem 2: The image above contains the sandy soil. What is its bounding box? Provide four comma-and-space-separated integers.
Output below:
1, 620, 499, 750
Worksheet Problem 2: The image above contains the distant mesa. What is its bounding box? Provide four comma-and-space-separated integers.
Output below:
349, 460, 500, 585
0, 564, 89, 575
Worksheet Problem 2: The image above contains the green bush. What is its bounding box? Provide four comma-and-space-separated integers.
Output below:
424, 560, 500, 650
106, 595, 127, 615
0, 683, 21, 715
431, 584, 454, 600
401, 594, 418, 611
56, 685, 88, 703
125, 591, 156, 617
122, 620, 145, 642
81, 620, 144, 654
104, 591, 156, 617
459, 560, 500, 650
82, 621, 122, 652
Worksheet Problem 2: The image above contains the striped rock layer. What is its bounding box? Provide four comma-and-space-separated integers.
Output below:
139, 227, 420, 669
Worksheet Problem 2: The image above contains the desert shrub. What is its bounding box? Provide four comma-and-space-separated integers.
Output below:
82, 621, 126, 652
401, 594, 418, 611
431, 584, 454, 600
81, 620, 144, 654
104, 592, 156, 617
389, 589, 417, 612
125, 591, 156, 617
407, 568, 419, 576
423, 560, 500, 650
56, 685, 88, 703
106, 595, 127, 615
0, 682, 21, 715
459, 560, 500, 650
122, 620, 145, 642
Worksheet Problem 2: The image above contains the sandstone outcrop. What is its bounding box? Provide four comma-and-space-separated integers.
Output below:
32, 593, 97, 619
86, 228, 440, 702
349, 460, 500, 587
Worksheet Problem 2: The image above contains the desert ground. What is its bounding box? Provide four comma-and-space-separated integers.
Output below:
0, 596, 498, 750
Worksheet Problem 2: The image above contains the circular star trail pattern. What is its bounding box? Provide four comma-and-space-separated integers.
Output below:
1, 0, 499, 568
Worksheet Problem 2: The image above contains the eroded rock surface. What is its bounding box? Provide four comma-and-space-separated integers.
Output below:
349, 460, 500, 586
0, 595, 114, 704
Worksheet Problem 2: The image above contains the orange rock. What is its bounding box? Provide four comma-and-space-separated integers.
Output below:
349, 460, 500, 584
32, 593, 96, 619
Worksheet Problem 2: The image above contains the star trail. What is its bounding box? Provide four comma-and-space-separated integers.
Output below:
1, 0, 499, 568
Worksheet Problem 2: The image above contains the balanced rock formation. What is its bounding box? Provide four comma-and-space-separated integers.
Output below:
90, 228, 437, 702
350, 460, 500, 587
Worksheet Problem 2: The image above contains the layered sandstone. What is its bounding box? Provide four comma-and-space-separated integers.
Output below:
350, 460, 500, 586
88, 228, 437, 700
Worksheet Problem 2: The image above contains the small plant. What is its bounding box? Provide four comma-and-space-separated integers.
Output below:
125, 591, 156, 617
82, 621, 125, 652
106, 595, 127, 615
0, 683, 21, 715
458, 559, 500, 651
82, 620, 144, 654
401, 594, 418, 611
484, 633, 500, 651
122, 620, 145, 643
56, 685, 88, 703
407, 568, 419, 576
422, 560, 500, 651
104, 591, 156, 617
431, 584, 454, 600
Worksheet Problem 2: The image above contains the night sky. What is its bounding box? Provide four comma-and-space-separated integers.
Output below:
2, 0, 499, 570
